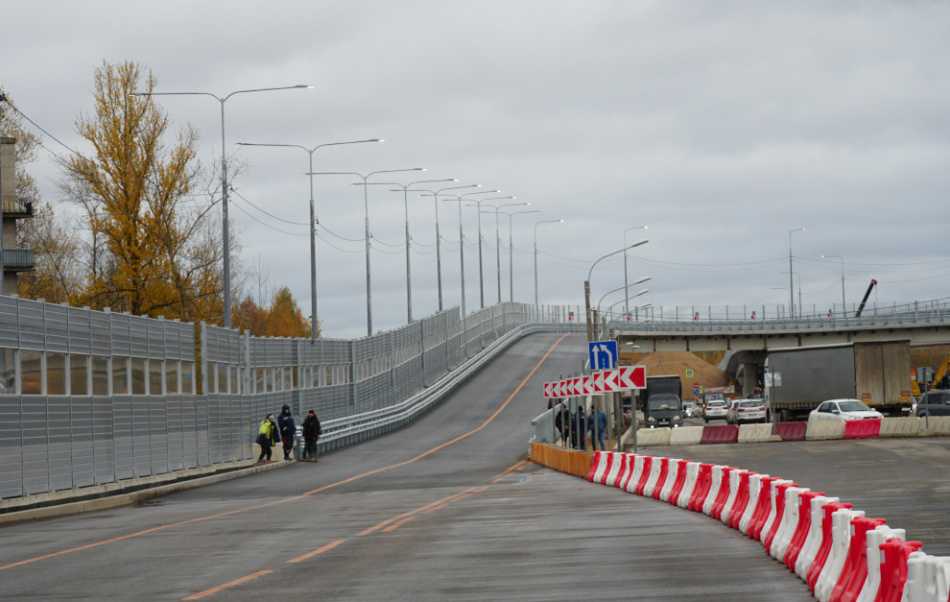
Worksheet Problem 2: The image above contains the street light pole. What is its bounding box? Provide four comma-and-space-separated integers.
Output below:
307, 168, 426, 336
408, 184, 482, 312
821, 254, 846, 309
441, 190, 500, 316
789, 227, 805, 318
623, 226, 648, 314
236, 139, 383, 339
481, 202, 529, 304
364, 179, 457, 324
584, 240, 648, 341
467, 196, 515, 309
502, 209, 539, 302
534, 219, 564, 306
131, 84, 314, 329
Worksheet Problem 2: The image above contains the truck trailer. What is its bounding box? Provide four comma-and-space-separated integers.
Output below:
764, 341, 912, 421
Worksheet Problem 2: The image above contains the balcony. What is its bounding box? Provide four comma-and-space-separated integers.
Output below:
2, 249, 35, 271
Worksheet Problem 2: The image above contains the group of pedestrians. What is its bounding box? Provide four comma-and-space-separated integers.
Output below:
255, 405, 322, 463
554, 402, 609, 451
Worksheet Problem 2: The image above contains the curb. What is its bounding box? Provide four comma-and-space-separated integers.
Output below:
0, 461, 292, 526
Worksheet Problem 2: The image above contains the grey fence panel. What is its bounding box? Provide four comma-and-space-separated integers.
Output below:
181, 395, 198, 469
92, 396, 115, 485
149, 394, 168, 475
70, 396, 95, 488
195, 395, 210, 467
45, 305, 68, 354
166, 395, 183, 471
132, 396, 151, 478
206, 394, 221, 464
110, 313, 132, 357
113, 396, 134, 480
21, 396, 48, 495
90, 311, 111, 357
67, 306, 91, 355
129, 316, 149, 359
0, 396, 22, 498
0, 296, 18, 348
18, 299, 45, 351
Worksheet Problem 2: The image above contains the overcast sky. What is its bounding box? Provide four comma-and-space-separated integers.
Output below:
3, 1, 949, 338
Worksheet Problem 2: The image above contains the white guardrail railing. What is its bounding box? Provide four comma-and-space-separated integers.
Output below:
313, 321, 583, 454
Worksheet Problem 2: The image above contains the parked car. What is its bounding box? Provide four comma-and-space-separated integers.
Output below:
682, 401, 700, 418
703, 399, 729, 423
726, 399, 767, 424
916, 390, 950, 417
807, 399, 884, 423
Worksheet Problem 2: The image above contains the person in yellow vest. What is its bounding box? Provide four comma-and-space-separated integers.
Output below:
255, 414, 279, 463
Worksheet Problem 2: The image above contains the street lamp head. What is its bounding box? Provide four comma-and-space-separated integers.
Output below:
629, 239, 648, 248
634, 276, 651, 285
299, 85, 316, 89
377, 139, 386, 143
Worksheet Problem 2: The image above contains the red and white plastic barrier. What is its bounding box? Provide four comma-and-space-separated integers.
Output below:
584, 451, 948, 601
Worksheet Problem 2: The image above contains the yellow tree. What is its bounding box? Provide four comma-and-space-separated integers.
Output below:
59, 61, 222, 321
263, 287, 312, 338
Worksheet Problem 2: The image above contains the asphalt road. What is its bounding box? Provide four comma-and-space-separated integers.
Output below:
0, 333, 813, 601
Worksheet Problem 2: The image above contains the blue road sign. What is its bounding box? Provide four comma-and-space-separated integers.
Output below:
589, 340, 618, 370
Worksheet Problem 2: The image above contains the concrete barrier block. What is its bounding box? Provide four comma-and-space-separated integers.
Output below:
636, 427, 671, 447
772, 422, 808, 441
738, 423, 772, 443
805, 420, 845, 441
669, 426, 704, 446
879, 417, 920, 438
701, 424, 739, 444
918, 416, 950, 437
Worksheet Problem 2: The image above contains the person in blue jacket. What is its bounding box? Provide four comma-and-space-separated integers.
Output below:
588, 405, 608, 451
277, 404, 296, 461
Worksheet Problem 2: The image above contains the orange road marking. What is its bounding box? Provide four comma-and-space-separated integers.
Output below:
423, 504, 450, 513
382, 516, 416, 533
356, 486, 478, 536
181, 569, 271, 600
0, 334, 569, 572
472, 486, 490, 493
286, 540, 346, 564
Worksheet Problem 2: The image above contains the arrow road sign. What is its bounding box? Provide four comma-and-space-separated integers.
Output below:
589, 341, 618, 371
617, 365, 646, 389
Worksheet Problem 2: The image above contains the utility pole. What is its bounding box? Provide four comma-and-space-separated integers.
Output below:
0, 94, 7, 291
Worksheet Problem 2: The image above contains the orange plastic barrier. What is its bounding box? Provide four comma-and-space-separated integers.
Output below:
772, 422, 808, 441
700, 424, 739, 444
530, 442, 592, 479
843, 418, 882, 440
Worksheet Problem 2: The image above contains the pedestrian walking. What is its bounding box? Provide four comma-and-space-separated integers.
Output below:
302, 410, 322, 462
255, 414, 279, 462
554, 403, 570, 446
277, 404, 296, 461
588, 405, 608, 451
572, 406, 587, 450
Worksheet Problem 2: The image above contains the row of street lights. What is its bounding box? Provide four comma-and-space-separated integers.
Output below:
131, 83, 572, 337
130, 83, 660, 338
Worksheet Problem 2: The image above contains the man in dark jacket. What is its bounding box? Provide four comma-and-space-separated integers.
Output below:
553, 403, 570, 446
277, 404, 296, 461
572, 407, 587, 450
302, 410, 321, 462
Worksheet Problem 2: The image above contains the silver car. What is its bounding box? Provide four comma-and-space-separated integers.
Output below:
726, 399, 767, 424
703, 400, 728, 423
